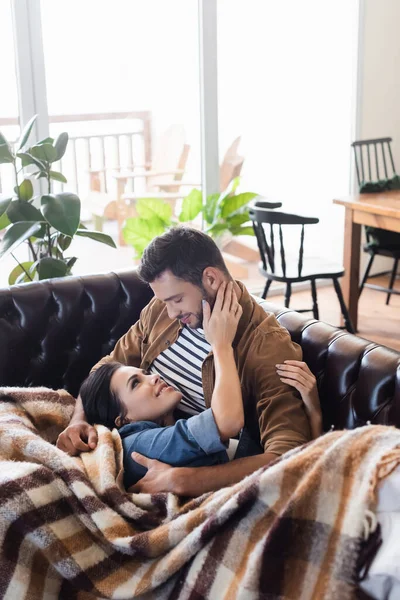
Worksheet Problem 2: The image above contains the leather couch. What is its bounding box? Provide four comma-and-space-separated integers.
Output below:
1, 269, 399, 433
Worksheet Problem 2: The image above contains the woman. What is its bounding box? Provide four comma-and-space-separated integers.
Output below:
80, 282, 245, 488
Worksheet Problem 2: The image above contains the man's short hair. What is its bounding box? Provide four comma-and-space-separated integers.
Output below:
138, 227, 229, 287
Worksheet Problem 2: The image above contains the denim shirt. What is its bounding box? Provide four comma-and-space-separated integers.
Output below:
119, 408, 229, 488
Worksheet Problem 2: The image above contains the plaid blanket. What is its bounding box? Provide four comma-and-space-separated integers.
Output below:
0, 387, 399, 600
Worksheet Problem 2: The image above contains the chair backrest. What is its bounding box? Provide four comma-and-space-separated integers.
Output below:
351, 137, 396, 185
249, 206, 319, 277
222, 136, 241, 163
152, 143, 191, 193
220, 136, 245, 191
148, 124, 186, 189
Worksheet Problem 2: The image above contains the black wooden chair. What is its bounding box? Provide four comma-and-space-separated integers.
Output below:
252, 199, 282, 210
249, 206, 355, 333
352, 137, 400, 305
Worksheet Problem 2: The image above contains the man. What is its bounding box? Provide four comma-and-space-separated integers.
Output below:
57, 227, 311, 494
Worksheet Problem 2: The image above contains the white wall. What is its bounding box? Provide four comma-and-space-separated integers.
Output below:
358, 0, 400, 274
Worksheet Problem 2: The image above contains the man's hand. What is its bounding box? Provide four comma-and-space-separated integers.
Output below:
128, 452, 276, 496
128, 452, 179, 494
56, 421, 98, 456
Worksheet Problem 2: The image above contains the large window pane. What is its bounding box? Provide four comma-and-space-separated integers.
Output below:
40, 0, 201, 252
0, 0, 23, 286
0, 0, 20, 183
218, 0, 358, 263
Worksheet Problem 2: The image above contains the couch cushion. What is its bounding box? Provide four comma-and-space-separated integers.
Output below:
256, 300, 400, 431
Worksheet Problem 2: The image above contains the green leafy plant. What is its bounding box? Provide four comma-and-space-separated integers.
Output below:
0, 116, 116, 284
122, 178, 258, 257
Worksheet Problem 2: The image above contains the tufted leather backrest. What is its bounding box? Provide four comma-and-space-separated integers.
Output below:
0, 270, 153, 397
1, 270, 399, 430
256, 298, 400, 431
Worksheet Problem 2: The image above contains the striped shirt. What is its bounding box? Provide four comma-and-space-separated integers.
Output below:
150, 326, 211, 416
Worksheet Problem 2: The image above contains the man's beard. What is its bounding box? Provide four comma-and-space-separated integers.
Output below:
178, 287, 215, 329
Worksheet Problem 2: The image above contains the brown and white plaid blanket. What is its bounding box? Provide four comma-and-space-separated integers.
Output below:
0, 387, 399, 600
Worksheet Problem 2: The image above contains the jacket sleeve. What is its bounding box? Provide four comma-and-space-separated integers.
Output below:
90, 304, 149, 372
249, 323, 311, 456
124, 410, 227, 466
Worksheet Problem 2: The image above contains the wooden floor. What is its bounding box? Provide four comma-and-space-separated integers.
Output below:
256, 275, 400, 352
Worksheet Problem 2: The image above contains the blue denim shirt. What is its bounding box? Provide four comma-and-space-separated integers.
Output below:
119, 408, 229, 488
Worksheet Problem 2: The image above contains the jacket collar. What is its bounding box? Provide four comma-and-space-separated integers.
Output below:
232, 281, 255, 348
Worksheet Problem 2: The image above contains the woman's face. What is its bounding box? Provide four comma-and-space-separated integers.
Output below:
110, 366, 182, 426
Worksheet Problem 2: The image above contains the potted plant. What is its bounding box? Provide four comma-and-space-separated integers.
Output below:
0, 116, 116, 284
122, 178, 258, 258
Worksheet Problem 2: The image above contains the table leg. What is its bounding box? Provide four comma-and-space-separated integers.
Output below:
342, 207, 361, 331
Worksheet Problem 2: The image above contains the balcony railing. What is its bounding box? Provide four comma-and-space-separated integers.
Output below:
0, 111, 152, 201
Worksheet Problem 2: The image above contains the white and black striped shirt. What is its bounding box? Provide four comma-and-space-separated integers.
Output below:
150, 326, 211, 416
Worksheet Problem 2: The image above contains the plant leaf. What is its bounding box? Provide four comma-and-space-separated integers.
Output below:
76, 229, 116, 248
220, 176, 242, 202
8, 261, 34, 285
51, 246, 64, 260
7, 200, 43, 223
37, 257, 69, 280
220, 192, 258, 219
16, 269, 35, 284
55, 233, 72, 251
49, 170, 67, 183
17, 115, 37, 150
0, 211, 10, 230
37, 137, 54, 145
230, 225, 255, 236
135, 197, 173, 225
30, 143, 58, 163
54, 132, 68, 160
17, 179, 34, 201
30, 223, 47, 239
123, 216, 166, 257
0, 132, 9, 145
66, 256, 77, 271
204, 193, 220, 225
230, 176, 241, 194
179, 189, 203, 222
41, 192, 80, 236
205, 223, 227, 238
0, 222, 41, 260
0, 197, 12, 217
17, 152, 46, 171
226, 212, 250, 227
0, 143, 14, 164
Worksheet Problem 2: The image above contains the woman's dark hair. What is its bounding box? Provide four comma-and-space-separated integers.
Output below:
79, 362, 127, 429
137, 226, 229, 286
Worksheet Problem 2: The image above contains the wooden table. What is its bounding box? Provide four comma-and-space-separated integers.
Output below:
333, 190, 400, 331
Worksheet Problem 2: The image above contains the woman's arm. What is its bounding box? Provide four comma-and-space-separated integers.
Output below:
123, 410, 228, 488
203, 281, 244, 441
276, 360, 323, 439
